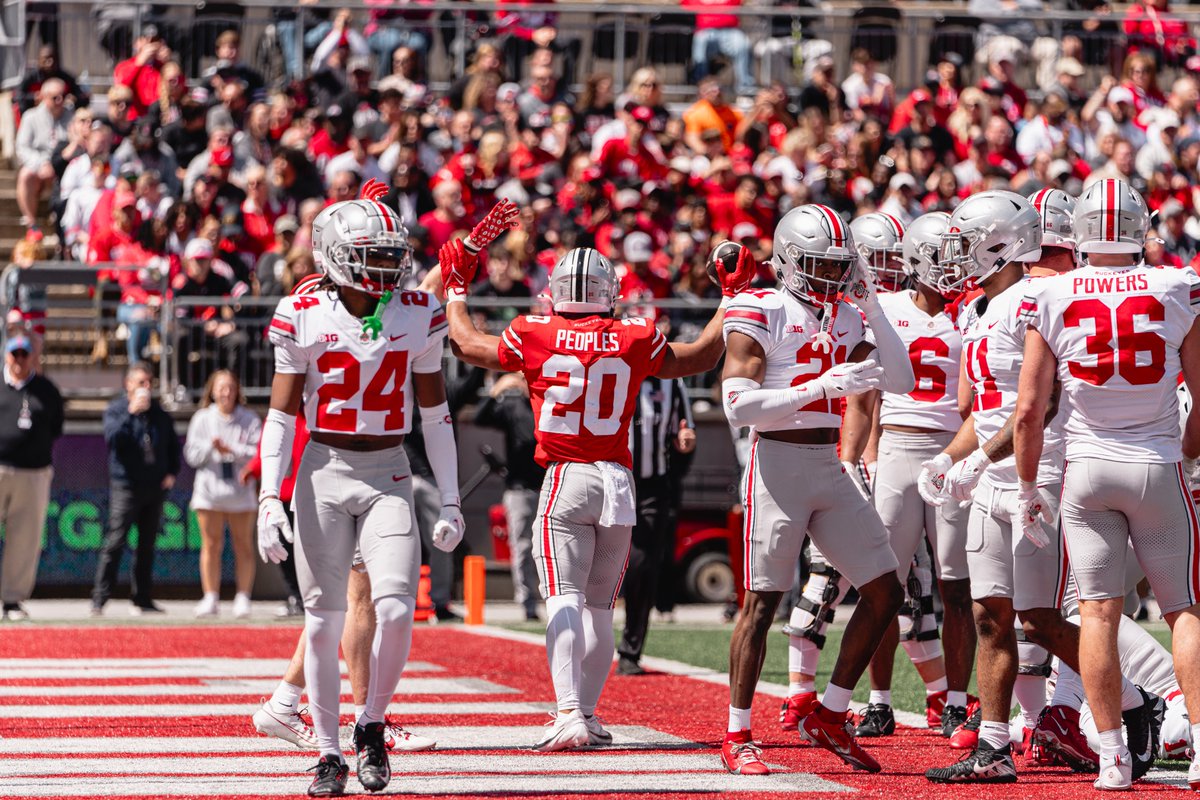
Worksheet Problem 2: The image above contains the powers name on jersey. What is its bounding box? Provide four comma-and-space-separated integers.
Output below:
1023, 264, 1200, 463
877, 290, 960, 432
723, 288, 867, 431
268, 287, 447, 436
497, 313, 668, 468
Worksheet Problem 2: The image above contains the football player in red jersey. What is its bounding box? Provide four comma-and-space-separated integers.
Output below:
258, 194, 482, 797
443, 228, 753, 751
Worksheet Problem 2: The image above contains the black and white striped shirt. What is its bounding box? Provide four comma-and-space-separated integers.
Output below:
629, 377, 692, 481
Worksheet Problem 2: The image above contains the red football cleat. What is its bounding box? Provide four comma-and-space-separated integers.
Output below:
799, 708, 882, 773
780, 691, 818, 732
950, 707, 981, 750
1031, 705, 1099, 773
926, 690, 947, 728
721, 731, 770, 775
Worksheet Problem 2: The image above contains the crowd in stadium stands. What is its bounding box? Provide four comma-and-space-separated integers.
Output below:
12, 0, 1200, 368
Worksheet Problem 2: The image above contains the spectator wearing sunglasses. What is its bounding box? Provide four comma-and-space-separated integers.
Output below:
0, 335, 64, 621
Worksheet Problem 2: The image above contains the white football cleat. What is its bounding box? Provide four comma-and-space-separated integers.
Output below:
1094, 751, 1132, 791
384, 719, 436, 752
194, 595, 219, 618
252, 699, 318, 749
232, 594, 252, 619
583, 713, 612, 745
533, 711, 589, 752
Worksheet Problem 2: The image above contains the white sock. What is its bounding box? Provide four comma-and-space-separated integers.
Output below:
1012, 674, 1046, 729
798, 638, 821, 675
822, 683, 853, 715
1050, 662, 1085, 712
869, 689, 891, 706
579, 605, 615, 717
545, 593, 585, 711
1097, 727, 1126, 759
728, 705, 752, 733
303, 607, 347, 756
1191, 722, 1200, 751
789, 680, 814, 697
925, 676, 948, 695
1119, 678, 1143, 712
203, 591, 218, 602
235, 591, 250, 601
979, 720, 1010, 750
354, 704, 366, 722
360, 595, 415, 725
270, 680, 302, 712
947, 690, 968, 708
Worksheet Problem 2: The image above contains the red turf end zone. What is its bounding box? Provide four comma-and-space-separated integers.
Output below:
0, 625, 1188, 799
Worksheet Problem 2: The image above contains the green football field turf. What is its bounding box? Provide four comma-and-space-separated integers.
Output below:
504, 615, 1175, 717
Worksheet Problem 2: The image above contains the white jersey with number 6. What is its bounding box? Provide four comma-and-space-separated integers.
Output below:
1022, 264, 1200, 463
723, 288, 868, 432
875, 290, 960, 432
268, 288, 447, 436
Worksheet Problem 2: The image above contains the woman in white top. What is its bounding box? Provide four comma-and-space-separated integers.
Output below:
184, 370, 262, 618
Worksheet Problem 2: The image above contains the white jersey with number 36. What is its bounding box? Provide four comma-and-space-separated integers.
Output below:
1022, 264, 1200, 463
876, 290, 961, 432
268, 288, 447, 436
723, 288, 868, 432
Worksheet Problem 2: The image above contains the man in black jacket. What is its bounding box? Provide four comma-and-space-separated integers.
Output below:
474, 372, 546, 621
91, 362, 181, 616
0, 335, 64, 621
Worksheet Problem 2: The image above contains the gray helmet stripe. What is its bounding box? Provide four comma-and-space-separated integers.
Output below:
574, 248, 586, 303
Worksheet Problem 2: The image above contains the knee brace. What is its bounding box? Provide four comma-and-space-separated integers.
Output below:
898, 558, 939, 645
781, 560, 848, 649
1015, 625, 1052, 677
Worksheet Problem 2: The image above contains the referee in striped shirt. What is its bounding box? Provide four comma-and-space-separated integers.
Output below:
617, 375, 695, 675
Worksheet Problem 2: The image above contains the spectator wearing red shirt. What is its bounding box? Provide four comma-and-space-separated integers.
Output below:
307, 107, 354, 174
1121, 52, 1168, 124
683, 0, 754, 96
707, 174, 772, 238
418, 180, 468, 258
616, 232, 672, 314
596, 106, 667, 184
1124, 0, 1196, 67
981, 116, 1025, 179
495, 0, 581, 83
113, 28, 169, 121
980, 49, 1027, 125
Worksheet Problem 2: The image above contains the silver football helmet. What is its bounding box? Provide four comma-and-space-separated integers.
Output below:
1073, 179, 1149, 255
550, 247, 618, 314
934, 191, 1042, 292
902, 211, 951, 290
318, 199, 414, 294
1028, 188, 1077, 250
773, 204, 858, 301
309, 203, 339, 273
851, 212, 907, 291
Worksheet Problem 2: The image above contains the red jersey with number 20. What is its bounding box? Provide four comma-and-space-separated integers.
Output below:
497, 314, 668, 468
268, 288, 447, 436
1023, 264, 1200, 463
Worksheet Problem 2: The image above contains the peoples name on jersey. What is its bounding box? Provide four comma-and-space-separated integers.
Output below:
1072, 274, 1149, 294
554, 329, 622, 353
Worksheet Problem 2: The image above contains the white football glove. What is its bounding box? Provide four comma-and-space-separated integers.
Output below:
431, 502, 465, 553
813, 359, 886, 400
1007, 483, 1052, 549
944, 448, 990, 504
257, 497, 293, 564
917, 452, 953, 506
842, 461, 871, 501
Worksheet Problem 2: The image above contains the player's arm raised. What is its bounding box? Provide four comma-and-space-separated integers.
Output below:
845, 261, 915, 395
443, 200, 521, 371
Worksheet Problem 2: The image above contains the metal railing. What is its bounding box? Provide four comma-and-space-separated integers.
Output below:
6, 1, 1189, 100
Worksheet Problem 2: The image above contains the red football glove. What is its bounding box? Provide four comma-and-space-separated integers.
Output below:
360, 178, 389, 202
721, 243, 757, 298
440, 238, 478, 297
465, 198, 520, 254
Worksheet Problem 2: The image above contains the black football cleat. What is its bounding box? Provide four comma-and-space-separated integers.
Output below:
926, 741, 1018, 784
855, 703, 896, 737
941, 704, 968, 738
307, 754, 348, 797
1123, 686, 1166, 781
354, 721, 391, 792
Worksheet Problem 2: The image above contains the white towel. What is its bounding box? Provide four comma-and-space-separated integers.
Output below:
597, 461, 636, 527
